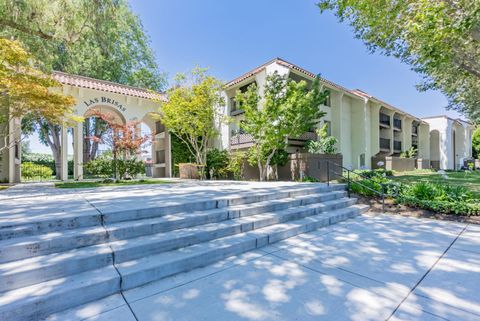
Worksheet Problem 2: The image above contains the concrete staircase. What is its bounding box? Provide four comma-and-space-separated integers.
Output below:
0, 184, 367, 321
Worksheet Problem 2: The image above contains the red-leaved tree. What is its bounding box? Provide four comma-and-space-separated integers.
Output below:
86, 111, 151, 179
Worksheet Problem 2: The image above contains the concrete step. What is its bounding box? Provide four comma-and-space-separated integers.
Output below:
0, 190, 345, 264
0, 226, 107, 264
0, 266, 120, 321
110, 197, 355, 263
107, 190, 346, 240
118, 204, 367, 290
0, 212, 102, 241
0, 196, 354, 292
103, 184, 345, 224
0, 244, 113, 292
0, 185, 342, 241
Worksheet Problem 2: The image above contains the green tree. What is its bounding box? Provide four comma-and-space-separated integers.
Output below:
158, 68, 225, 178
305, 123, 338, 154
1, 0, 167, 171
317, 0, 480, 121
236, 72, 327, 181
0, 38, 75, 153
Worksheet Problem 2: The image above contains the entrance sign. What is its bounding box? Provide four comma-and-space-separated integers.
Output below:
83, 96, 127, 112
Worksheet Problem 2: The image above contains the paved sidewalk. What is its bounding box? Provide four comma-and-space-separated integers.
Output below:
45, 213, 480, 321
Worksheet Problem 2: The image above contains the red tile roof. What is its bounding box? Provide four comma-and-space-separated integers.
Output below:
224, 58, 356, 95
52, 71, 166, 101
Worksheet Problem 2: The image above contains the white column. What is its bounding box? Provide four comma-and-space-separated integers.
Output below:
60, 126, 69, 181
73, 122, 83, 180
165, 130, 172, 178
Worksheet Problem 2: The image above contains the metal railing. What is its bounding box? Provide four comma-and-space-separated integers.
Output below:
325, 160, 386, 211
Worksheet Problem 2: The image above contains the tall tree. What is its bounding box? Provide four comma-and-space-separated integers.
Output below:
158, 67, 225, 178
317, 0, 480, 122
0, 38, 75, 154
1, 0, 167, 169
236, 72, 327, 181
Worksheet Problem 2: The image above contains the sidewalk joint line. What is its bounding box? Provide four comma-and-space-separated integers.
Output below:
385, 223, 469, 321
83, 197, 140, 321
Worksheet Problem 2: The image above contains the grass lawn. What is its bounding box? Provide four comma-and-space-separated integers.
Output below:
55, 179, 174, 189
0, 185, 10, 191
392, 170, 480, 196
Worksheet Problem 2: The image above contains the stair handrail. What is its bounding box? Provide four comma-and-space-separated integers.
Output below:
325, 160, 386, 212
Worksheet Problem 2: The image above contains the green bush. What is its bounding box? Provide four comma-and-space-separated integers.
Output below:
117, 159, 145, 180
401, 182, 472, 202
354, 169, 393, 179
397, 196, 480, 216
226, 151, 246, 180
84, 159, 114, 177
206, 149, 229, 179
298, 176, 319, 183
84, 158, 144, 179
22, 153, 73, 175
21, 162, 53, 180
349, 179, 383, 197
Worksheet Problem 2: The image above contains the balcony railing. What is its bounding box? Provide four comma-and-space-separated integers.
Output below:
230, 133, 254, 146
393, 118, 402, 130
289, 131, 317, 142
230, 131, 317, 147
394, 140, 402, 152
379, 113, 390, 127
380, 138, 390, 150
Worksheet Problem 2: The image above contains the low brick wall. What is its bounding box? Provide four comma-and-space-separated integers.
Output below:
371, 156, 386, 169
242, 153, 343, 182
288, 153, 343, 182
385, 157, 415, 172
431, 160, 440, 170
416, 159, 430, 170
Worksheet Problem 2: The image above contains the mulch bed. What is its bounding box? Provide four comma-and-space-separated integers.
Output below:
355, 194, 480, 225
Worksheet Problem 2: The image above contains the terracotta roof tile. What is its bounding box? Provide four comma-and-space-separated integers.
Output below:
52, 71, 167, 101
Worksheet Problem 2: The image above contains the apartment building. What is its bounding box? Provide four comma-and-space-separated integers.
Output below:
219, 58, 473, 170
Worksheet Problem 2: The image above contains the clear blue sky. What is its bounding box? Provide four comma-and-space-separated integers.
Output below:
29, 0, 462, 153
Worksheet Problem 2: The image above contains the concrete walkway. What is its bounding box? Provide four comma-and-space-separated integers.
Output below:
43, 212, 480, 321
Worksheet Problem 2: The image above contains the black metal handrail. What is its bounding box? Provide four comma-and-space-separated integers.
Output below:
325, 160, 386, 211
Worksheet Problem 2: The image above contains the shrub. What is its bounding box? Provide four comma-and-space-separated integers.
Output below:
354, 169, 393, 179
21, 162, 53, 180
299, 176, 319, 182
397, 196, 480, 216
349, 179, 383, 197
206, 149, 229, 179
84, 159, 114, 177
117, 159, 145, 180
226, 151, 246, 180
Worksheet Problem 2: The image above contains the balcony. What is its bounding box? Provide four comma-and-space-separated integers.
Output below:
393, 118, 402, 131
380, 138, 390, 151
230, 131, 317, 149
379, 113, 390, 128
230, 98, 244, 116
394, 140, 402, 152
230, 133, 254, 148
288, 132, 317, 146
